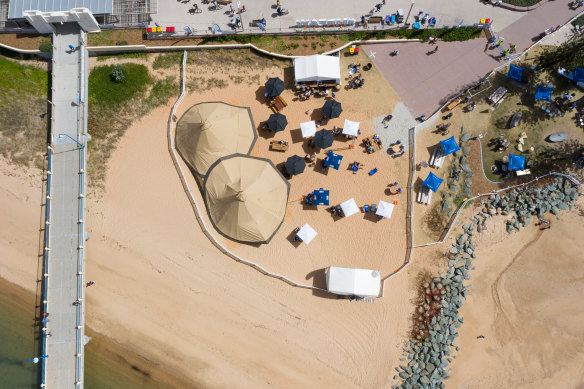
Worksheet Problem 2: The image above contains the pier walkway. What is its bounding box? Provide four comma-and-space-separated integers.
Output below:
43, 22, 89, 389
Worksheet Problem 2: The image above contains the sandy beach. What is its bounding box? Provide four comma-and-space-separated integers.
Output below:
1, 49, 583, 388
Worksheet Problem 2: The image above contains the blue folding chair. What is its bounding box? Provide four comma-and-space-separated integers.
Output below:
369, 168, 378, 176
364, 205, 369, 213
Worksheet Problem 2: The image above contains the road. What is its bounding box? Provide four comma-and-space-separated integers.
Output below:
44, 22, 88, 389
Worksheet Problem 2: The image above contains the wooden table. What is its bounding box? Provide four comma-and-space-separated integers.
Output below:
270, 141, 289, 151
269, 95, 288, 112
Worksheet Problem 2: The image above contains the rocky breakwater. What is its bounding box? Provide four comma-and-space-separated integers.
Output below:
393, 178, 581, 389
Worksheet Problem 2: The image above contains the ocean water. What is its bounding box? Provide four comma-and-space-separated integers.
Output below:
0, 281, 166, 389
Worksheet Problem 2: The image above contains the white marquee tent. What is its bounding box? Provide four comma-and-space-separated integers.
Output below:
340, 198, 359, 217
300, 121, 317, 138
294, 55, 341, 85
342, 120, 360, 136
326, 266, 381, 297
296, 224, 317, 244
375, 200, 395, 219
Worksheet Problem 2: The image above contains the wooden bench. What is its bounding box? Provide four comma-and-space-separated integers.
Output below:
364, 136, 383, 153
216, 0, 231, 4
270, 141, 289, 151
446, 98, 463, 111
369, 16, 382, 24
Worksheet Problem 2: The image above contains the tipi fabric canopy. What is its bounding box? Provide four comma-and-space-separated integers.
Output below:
314, 129, 334, 148
440, 136, 460, 156
375, 200, 395, 219
204, 154, 290, 244
535, 85, 553, 101
322, 99, 342, 119
340, 198, 359, 217
267, 113, 287, 132
508, 154, 526, 171
297, 224, 317, 244
342, 120, 360, 136
300, 121, 317, 138
326, 266, 381, 297
422, 172, 443, 192
294, 54, 341, 84
323, 150, 343, 170
507, 64, 525, 83
285, 155, 306, 175
265, 77, 284, 97
176, 102, 257, 177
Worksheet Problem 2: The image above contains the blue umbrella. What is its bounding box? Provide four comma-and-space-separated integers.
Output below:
312, 189, 330, 205
323, 150, 343, 170
535, 85, 552, 102
507, 154, 525, 171
422, 172, 443, 192
440, 136, 461, 156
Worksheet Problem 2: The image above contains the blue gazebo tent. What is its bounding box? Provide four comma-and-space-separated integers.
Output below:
566, 67, 584, 87
439, 136, 461, 156
323, 150, 343, 170
535, 85, 552, 102
312, 189, 329, 205
422, 172, 443, 192
507, 154, 525, 171
506, 64, 525, 83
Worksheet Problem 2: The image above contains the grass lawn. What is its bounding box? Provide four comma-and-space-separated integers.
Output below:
0, 56, 48, 168
88, 64, 152, 108
87, 62, 178, 184
474, 69, 583, 182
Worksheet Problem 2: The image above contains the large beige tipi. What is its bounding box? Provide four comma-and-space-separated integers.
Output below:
204, 154, 290, 244
176, 102, 257, 177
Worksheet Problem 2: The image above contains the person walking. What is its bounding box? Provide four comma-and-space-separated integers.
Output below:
68, 44, 75, 52
434, 46, 439, 53
87, 280, 95, 287
477, 335, 485, 339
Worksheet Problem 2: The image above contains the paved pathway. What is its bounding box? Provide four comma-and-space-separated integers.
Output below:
364, 2, 581, 118
45, 22, 88, 389
155, 0, 523, 35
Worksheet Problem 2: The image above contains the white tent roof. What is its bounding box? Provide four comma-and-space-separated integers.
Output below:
340, 198, 359, 217
326, 266, 381, 297
294, 55, 341, 84
342, 120, 360, 136
300, 121, 317, 138
297, 224, 317, 244
376, 200, 395, 219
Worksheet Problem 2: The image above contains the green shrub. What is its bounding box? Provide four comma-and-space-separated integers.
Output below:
110, 65, 125, 83
115, 40, 128, 46
145, 76, 178, 107
39, 41, 52, 53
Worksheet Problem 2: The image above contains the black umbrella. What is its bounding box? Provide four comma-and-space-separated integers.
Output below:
265, 77, 285, 97
267, 113, 288, 132
322, 99, 342, 119
313, 129, 334, 149
285, 155, 306, 175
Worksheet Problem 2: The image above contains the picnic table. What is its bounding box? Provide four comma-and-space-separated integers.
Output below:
270, 140, 289, 151
488, 86, 507, 104
369, 16, 382, 23
417, 186, 432, 204
269, 95, 288, 113
365, 136, 383, 153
